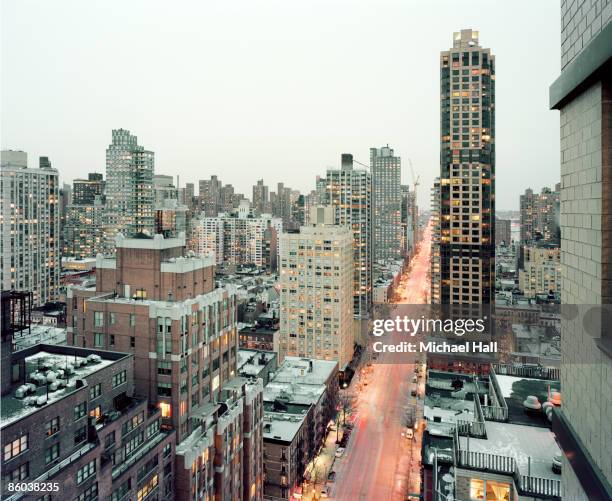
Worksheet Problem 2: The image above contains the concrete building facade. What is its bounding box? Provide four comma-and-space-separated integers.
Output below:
1, 151, 60, 306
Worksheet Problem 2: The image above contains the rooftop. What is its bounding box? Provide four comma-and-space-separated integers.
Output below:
237, 349, 276, 377
458, 421, 562, 481
1, 345, 128, 428
263, 407, 309, 443
495, 373, 561, 427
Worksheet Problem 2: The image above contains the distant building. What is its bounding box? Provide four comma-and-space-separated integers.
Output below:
1, 151, 60, 306
495, 217, 512, 245
192, 212, 282, 270
279, 206, 354, 368
323, 154, 372, 318
252, 179, 270, 216
518, 244, 561, 298
519, 185, 560, 245
73, 173, 105, 205
371, 145, 402, 261
103, 129, 155, 249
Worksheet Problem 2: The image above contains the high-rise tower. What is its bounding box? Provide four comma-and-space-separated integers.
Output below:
324, 154, 372, 318
103, 129, 154, 249
433, 29, 495, 304
371, 145, 402, 262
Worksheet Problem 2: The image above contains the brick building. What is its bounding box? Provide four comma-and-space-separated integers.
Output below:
66, 231, 265, 500
0, 343, 174, 501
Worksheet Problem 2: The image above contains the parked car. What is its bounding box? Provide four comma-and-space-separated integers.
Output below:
335, 447, 345, 458
320, 486, 330, 497
552, 455, 562, 474
327, 471, 336, 482
405, 428, 414, 440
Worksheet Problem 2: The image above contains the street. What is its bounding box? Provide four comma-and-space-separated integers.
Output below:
328, 222, 432, 500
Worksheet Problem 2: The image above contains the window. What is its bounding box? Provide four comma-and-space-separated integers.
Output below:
110, 334, 115, 346
136, 474, 158, 501
8, 462, 28, 481
122, 412, 144, 436
105, 431, 116, 450
4, 435, 28, 461
76, 460, 96, 484
157, 383, 172, 397
74, 402, 87, 420
111, 480, 131, 501
130, 336, 135, 348
110, 312, 116, 325
163, 443, 172, 458
469, 478, 510, 501
89, 383, 101, 400
89, 405, 102, 421
112, 370, 127, 387
94, 332, 104, 347
94, 312, 104, 327
74, 425, 87, 446
130, 314, 136, 326
45, 417, 60, 437
45, 443, 60, 464
157, 361, 172, 376
160, 402, 171, 418
75, 482, 98, 501
146, 419, 160, 438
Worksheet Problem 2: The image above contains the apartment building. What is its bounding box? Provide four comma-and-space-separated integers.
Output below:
1, 151, 60, 306
278, 207, 354, 369
433, 29, 496, 304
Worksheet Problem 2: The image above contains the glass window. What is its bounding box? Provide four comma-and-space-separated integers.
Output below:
74, 402, 87, 420
45, 443, 60, 464
76, 460, 96, 484
94, 312, 104, 327
45, 417, 60, 437
3, 435, 28, 461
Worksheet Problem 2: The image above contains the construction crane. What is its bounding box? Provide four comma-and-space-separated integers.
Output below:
407, 158, 420, 200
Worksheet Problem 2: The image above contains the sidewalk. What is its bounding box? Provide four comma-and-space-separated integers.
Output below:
301, 427, 344, 500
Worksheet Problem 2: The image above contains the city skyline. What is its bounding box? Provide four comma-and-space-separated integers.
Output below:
1, 0, 560, 211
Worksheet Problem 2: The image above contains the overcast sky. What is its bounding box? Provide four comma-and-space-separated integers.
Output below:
1, 0, 560, 210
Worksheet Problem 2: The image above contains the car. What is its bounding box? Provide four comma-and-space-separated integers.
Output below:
335, 447, 345, 458
412, 375, 418, 383
327, 471, 336, 482
320, 486, 330, 498
405, 428, 414, 440
552, 455, 562, 474
411, 388, 417, 397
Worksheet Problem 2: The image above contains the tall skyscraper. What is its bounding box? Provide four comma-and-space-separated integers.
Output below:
1, 151, 60, 306
279, 206, 354, 368
371, 145, 402, 262
519, 185, 560, 245
103, 129, 155, 249
550, 4, 611, 500
324, 154, 372, 318
433, 29, 496, 304
252, 179, 269, 216
198, 175, 222, 216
